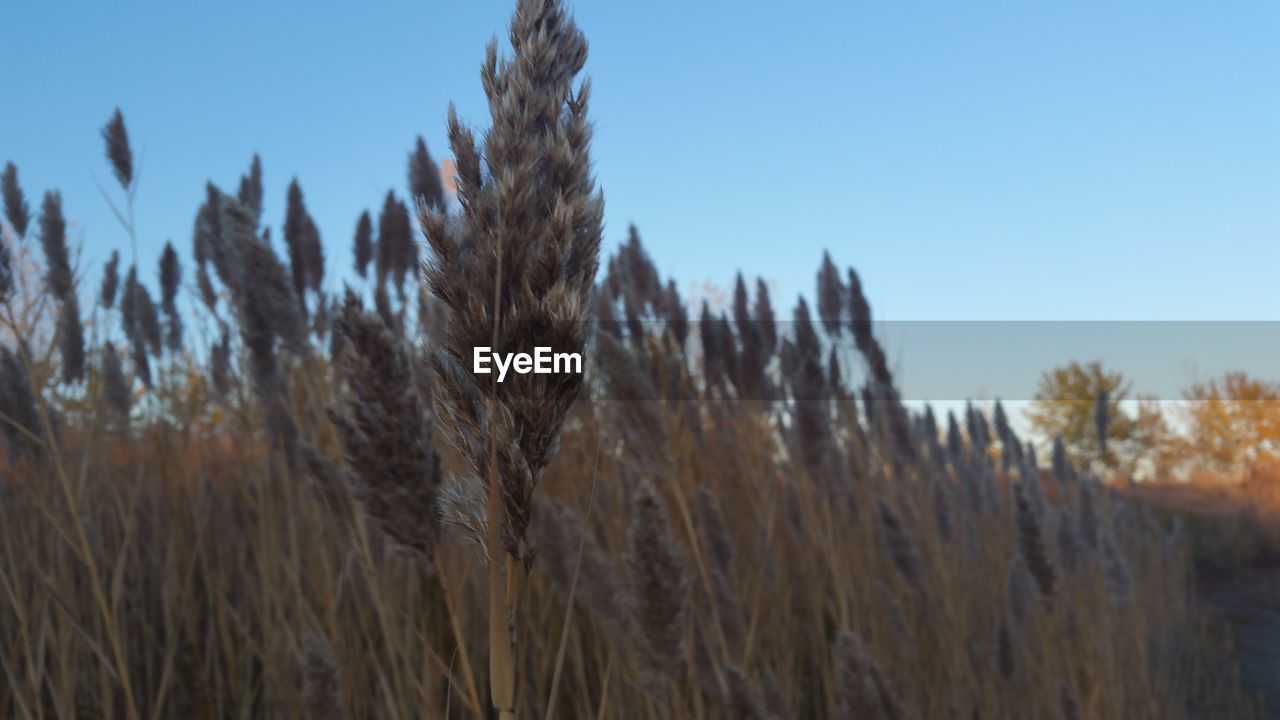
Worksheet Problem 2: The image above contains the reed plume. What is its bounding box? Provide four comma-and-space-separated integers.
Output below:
1059, 682, 1081, 720
817, 250, 845, 336
59, 294, 86, 383
100, 342, 131, 421
724, 665, 771, 720
1056, 509, 1081, 573
874, 581, 910, 642
408, 136, 445, 212
303, 215, 324, 294
875, 495, 923, 592
1078, 480, 1100, 553
615, 224, 662, 307
193, 184, 243, 295
1013, 483, 1057, 609
732, 273, 765, 396
790, 298, 834, 479
661, 279, 688, 350
101, 108, 133, 190
237, 154, 263, 228
39, 191, 73, 301
1100, 530, 1133, 604
127, 271, 163, 358
846, 267, 914, 464
100, 250, 120, 308
754, 277, 777, 355
2, 162, 30, 238
1095, 388, 1110, 459
120, 267, 151, 386
284, 179, 315, 305
532, 496, 631, 631
762, 668, 796, 720
159, 241, 183, 352
375, 191, 412, 299
832, 629, 903, 720
1051, 435, 1073, 489
0, 240, 11, 301
352, 210, 373, 278
36, 191, 86, 382
695, 486, 735, 581
330, 290, 443, 558
209, 329, 233, 397
301, 630, 348, 720
625, 474, 688, 683
594, 332, 667, 465
418, 0, 603, 565
0, 345, 43, 459
1006, 552, 1034, 630
218, 192, 304, 459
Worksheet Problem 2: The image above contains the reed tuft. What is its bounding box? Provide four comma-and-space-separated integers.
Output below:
101, 108, 134, 189
301, 630, 348, 720
330, 290, 443, 558
419, 0, 603, 563
2, 162, 30, 238
832, 629, 903, 720
625, 474, 688, 681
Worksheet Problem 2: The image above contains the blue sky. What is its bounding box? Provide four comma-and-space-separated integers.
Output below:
2, 1, 1277, 325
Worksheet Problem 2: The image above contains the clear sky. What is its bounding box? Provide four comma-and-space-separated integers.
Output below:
3, 1, 1277, 325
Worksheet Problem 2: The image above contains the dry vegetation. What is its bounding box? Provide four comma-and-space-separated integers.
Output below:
0, 0, 1262, 717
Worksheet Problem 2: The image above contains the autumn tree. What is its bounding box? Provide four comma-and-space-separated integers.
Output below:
1026, 360, 1164, 476
1182, 371, 1280, 477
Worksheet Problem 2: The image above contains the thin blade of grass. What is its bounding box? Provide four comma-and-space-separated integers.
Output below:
542, 438, 603, 720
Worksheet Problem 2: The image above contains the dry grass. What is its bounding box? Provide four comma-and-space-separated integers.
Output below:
0, 0, 1261, 717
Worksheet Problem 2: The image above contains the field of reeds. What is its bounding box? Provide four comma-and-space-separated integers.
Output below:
0, 1, 1262, 717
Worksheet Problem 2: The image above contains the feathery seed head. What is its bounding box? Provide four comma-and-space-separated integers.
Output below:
695, 486, 736, 582
209, 329, 233, 397
661, 279, 688, 350
101, 108, 134, 189
100, 250, 120, 308
236, 154, 264, 227
817, 250, 845, 336
301, 631, 348, 720
283, 179, 315, 303
1095, 388, 1110, 458
875, 495, 924, 592
58, 294, 86, 383
100, 342, 131, 421
0, 239, 11, 301
1059, 683, 1081, 720
754, 277, 777, 356
0, 345, 44, 459
724, 665, 771, 720
1100, 530, 1133, 604
352, 210, 374, 278
38, 191, 73, 301
833, 629, 903, 720
532, 496, 632, 631
419, 0, 603, 562
1013, 482, 1057, 609
2, 162, 30, 238
625, 475, 688, 677
409, 136, 446, 212
376, 191, 412, 298
159, 241, 181, 313
1006, 552, 1034, 630
330, 290, 443, 558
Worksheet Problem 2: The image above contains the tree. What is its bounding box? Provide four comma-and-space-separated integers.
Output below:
1026, 361, 1152, 476
1182, 371, 1280, 476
